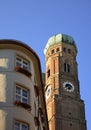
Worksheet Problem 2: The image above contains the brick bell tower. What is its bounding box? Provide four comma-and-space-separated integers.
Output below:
44, 34, 87, 130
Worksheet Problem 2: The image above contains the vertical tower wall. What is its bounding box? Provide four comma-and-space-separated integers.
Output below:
44, 34, 87, 130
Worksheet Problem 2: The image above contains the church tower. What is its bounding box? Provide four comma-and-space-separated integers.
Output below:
44, 34, 87, 130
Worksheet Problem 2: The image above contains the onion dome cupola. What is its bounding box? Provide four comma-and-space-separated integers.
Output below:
44, 33, 77, 55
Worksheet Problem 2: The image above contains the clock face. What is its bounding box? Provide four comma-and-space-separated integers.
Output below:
63, 82, 74, 92
46, 85, 51, 98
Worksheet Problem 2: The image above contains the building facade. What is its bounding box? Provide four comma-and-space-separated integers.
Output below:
44, 34, 87, 130
0, 40, 49, 130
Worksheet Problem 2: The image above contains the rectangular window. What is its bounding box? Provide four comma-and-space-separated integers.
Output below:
16, 56, 30, 71
67, 64, 70, 72
64, 63, 70, 72
14, 121, 29, 130
64, 63, 66, 72
47, 69, 50, 78
15, 85, 29, 104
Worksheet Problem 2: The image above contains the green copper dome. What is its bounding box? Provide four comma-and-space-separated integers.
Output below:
44, 34, 77, 55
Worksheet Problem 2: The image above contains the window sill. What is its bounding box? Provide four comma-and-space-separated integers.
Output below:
15, 66, 32, 77
14, 100, 31, 111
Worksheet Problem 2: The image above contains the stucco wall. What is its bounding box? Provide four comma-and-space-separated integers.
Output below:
0, 49, 36, 130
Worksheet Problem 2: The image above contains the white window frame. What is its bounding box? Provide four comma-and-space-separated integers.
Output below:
14, 120, 29, 130
16, 56, 30, 71
15, 84, 29, 104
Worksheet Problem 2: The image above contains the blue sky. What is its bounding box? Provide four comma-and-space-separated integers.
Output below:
0, 0, 91, 129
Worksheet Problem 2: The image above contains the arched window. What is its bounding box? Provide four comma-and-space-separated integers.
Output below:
63, 47, 66, 52
68, 49, 71, 53
56, 48, 59, 52
51, 49, 54, 54
64, 63, 70, 72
